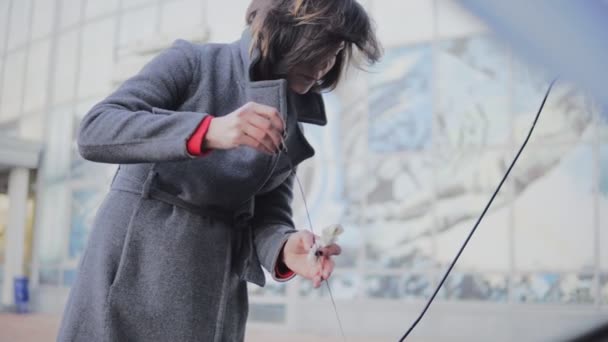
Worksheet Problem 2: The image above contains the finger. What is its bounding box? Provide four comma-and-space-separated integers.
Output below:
321, 257, 335, 280
319, 244, 342, 257
300, 231, 316, 251
247, 113, 283, 151
238, 132, 273, 154
242, 124, 276, 154
313, 274, 322, 288
246, 102, 285, 133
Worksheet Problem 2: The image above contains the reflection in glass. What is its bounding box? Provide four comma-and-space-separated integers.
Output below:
600, 146, 608, 270
249, 303, 286, 323
69, 188, 105, 259
40, 268, 61, 286
601, 274, 608, 305
298, 274, 359, 300
363, 273, 434, 300
513, 145, 594, 271
513, 60, 592, 145
437, 35, 510, 148
63, 269, 78, 287
439, 273, 507, 301
364, 275, 401, 299
292, 158, 362, 269
513, 273, 593, 304
368, 44, 433, 152
249, 278, 287, 298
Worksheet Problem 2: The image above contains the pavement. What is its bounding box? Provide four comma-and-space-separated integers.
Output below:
0, 314, 380, 342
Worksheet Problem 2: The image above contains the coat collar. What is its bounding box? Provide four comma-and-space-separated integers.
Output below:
238, 28, 327, 126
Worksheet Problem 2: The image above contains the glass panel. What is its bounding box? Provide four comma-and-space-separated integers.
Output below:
24, 39, 51, 113
513, 60, 593, 145
436, 35, 511, 149
364, 152, 434, 220
31, 0, 55, 39
434, 148, 512, 271
0, 51, 26, 122
74, 97, 100, 121
17, 111, 45, 141
364, 219, 436, 270
39, 268, 61, 286
206, 0, 252, 43
299, 274, 360, 300
342, 162, 367, 203
600, 144, 608, 270
36, 184, 71, 266
63, 269, 77, 286
364, 275, 401, 299
359, 153, 435, 271
374, 0, 433, 46
69, 187, 105, 259
52, 30, 79, 105
292, 158, 363, 268
44, 105, 74, 181
70, 145, 117, 187
0, 1, 9, 54
0, 194, 7, 279
512, 273, 560, 303
436, 0, 488, 39
324, 80, 368, 162
438, 273, 508, 301
160, 0, 204, 36
118, 6, 156, 47
402, 273, 434, 299
78, 18, 115, 98
122, 0, 156, 10
512, 273, 594, 304
368, 44, 433, 153
363, 274, 435, 300
6, 0, 32, 50
85, 0, 119, 19
60, 0, 82, 29
249, 303, 286, 323
599, 102, 608, 141
249, 277, 287, 298
513, 145, 594, 271
306, 92, 352, 163
601, 273, 608, 305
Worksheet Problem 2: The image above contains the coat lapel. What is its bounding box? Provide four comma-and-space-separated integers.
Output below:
238, 28, 328, 126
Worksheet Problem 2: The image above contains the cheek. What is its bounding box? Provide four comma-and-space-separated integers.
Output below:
320, 58, 337, 77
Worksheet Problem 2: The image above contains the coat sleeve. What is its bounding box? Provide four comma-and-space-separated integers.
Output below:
251, 172, 298, 282
77, 39, 209, 164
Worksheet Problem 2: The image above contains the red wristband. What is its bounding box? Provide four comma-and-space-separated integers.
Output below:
275, 261, 295, 279
187, 116, 213, 156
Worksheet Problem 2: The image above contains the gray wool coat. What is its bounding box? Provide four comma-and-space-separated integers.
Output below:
57, 29, 327, 342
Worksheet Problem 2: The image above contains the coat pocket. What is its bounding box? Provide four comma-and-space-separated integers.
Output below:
107, 195, 145, 293
104, 197, 234, 340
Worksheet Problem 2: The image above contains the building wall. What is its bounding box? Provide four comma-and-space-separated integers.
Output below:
0, 0, 607, 340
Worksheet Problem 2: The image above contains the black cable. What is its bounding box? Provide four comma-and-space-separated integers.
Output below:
398, 78, 558, 341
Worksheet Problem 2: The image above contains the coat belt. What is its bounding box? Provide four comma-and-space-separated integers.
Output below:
110, 169, 266, 286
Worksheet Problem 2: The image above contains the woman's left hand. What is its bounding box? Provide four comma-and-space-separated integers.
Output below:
281, 230, 341, 288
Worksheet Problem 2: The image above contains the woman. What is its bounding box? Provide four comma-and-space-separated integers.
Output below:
58, 0, 381, 341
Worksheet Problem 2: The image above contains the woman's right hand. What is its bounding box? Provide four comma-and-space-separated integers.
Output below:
204, 101, 285, 154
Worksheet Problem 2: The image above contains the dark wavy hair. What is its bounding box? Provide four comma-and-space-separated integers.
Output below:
246, 0, 382, 91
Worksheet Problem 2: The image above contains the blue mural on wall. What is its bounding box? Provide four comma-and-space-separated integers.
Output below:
368, 44, 433, 152
437, 35, 510, 148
